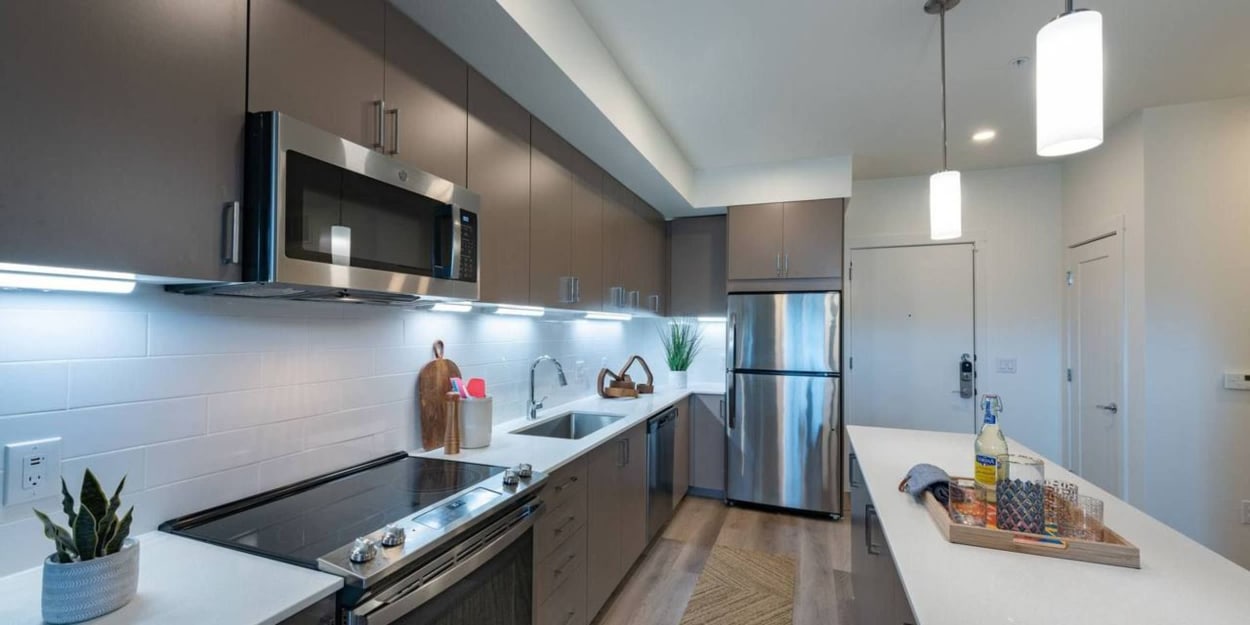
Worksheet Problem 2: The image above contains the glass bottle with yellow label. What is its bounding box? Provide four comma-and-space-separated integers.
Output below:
974, 394, 1007, 526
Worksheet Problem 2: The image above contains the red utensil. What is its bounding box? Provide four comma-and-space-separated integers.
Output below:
466, 378, 486, 398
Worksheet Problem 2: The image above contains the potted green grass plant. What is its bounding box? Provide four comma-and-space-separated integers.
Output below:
33, 470, 137, 624
658, 318, 704, 389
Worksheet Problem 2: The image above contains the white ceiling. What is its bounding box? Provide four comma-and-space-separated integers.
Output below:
572, 0, 1250, 180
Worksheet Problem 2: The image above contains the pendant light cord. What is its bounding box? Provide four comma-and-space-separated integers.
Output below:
939, 4, 948, 172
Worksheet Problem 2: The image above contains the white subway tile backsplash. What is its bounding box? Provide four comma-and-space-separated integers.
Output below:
1, 397, 206, 458
68, 353, 269, 407
0, 362, 67, 416
0, 288, 724, 574
0, 309, 147, 362
148, 313, 306, 356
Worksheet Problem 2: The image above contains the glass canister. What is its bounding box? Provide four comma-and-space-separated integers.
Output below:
996, 454, 1045, 533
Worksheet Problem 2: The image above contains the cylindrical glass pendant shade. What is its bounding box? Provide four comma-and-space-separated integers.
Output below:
929, 170, 962, 241
1036, 10, 1103, 157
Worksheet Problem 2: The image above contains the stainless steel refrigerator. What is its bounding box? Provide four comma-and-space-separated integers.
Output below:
727, 292, 841, 516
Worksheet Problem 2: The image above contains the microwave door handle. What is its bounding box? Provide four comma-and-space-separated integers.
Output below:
449, 206, 463, 280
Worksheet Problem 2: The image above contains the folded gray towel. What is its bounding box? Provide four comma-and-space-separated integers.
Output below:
899, 463, 951, 506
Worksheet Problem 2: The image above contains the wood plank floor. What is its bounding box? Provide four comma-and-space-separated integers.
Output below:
593, 496, 854, 625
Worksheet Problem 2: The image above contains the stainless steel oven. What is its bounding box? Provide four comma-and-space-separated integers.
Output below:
172, 111, 479, 304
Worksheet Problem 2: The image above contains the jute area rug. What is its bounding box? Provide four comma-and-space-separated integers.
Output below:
677, 544, 797, 625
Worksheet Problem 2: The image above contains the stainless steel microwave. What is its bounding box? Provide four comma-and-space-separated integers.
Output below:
172, 111, 479, 304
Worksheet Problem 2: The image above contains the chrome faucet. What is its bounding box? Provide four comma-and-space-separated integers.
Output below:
528, 355, 568, 420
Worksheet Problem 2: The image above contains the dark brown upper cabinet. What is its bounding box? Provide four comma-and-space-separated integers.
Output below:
0, 0, 246, 281
669, 216, 728, 317
727, 198, 844, 287
383, 4, 468, 186
467, 69, 531, 306
248, 0, 387, 149
529, 121, 604, 311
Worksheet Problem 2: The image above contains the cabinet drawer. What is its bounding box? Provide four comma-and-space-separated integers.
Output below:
534, 525, 586, 604
546, 456, 588, 509
537, 560, 587, 625
535, 483, 587, 560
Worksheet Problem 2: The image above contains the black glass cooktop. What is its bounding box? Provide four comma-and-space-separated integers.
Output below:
163, 455, 504, 567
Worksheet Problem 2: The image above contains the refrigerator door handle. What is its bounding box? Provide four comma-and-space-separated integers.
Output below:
726, 372, 735, 430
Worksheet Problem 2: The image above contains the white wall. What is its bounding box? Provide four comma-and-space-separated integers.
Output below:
1062, 96, 1250, 568
1141, 97, 1250, 566
846, 164, 1065, 459
0, 287, 718, 576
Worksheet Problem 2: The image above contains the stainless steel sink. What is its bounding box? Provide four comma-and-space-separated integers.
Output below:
512, 412, 624, 440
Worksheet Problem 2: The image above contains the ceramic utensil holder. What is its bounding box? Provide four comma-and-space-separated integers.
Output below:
460, 397, 493, 449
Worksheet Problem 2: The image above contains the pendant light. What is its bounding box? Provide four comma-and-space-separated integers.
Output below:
926, 0, 961, 241
1036, 0, 1103, 156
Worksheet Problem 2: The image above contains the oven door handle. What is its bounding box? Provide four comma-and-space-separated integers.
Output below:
349, 500, 544, 625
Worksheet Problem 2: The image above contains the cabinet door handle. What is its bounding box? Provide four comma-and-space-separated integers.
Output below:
574, 277, 581, 303
776, 253, 782, 277
559, 277, 575, 304
559, 611, 576, 625
222, 201, 241, 265
783, 253, 790, 277
553, 475, 579, 493
553, 514, 577, 536
387, 107, 400, 155
865, 504, 883, 555
849, 453, 861, 488
373, 100, 386, 150
553, 552, 578, 576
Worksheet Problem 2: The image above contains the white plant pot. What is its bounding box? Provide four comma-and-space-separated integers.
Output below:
668, 370, 688, 389
42, 538, 139, 624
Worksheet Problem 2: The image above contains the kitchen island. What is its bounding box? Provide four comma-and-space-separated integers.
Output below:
848, 425, 1250, 625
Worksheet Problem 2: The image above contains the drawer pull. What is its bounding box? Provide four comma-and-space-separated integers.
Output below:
553, 476, 580, 493
553, 553, 577, 576
560, 611, 576, 625
552, 515, 577, 536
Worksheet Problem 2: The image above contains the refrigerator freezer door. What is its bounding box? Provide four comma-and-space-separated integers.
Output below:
727, 372, 840, 514
729, 292, 840, 373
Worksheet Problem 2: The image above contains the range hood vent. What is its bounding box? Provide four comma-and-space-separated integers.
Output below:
166, 282, 421, 306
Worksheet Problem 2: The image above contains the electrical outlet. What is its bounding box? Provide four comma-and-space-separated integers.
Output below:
1242, 500, 1250, 525
4, 438, 61, 505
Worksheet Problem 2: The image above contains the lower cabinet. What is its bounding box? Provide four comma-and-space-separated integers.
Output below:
534, 455, 588, 625
586, 422, 647, 617
689, 394, 726, 495
849, 449, 917, 625
673, 398, 690, 510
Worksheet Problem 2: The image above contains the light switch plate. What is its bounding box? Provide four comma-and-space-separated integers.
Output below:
1224, 372, 1250, 391
4, 438, 62, 505
996, 358, 1018, 374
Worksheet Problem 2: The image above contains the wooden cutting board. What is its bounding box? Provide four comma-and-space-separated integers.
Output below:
417, 341, 461, 450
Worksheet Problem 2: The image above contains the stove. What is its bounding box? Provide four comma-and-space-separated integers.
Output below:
162, 452, 545, 624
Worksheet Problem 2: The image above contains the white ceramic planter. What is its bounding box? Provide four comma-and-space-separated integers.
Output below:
42, 538, 139, 624
668, 370, 688, 389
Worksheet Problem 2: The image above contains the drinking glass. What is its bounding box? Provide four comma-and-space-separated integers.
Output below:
948, 478, 986, 527
996, 455, 1045, 533
1045, 480, 1079, 535
1069, 495, 1105, 541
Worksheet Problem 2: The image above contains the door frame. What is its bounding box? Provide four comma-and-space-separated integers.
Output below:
844, 233, 988, 430
1062, 216, 1127, 496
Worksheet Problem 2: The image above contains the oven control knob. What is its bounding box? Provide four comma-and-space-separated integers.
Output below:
502, 469, 520, 486
380, 524, 406, 548
515, 463, 533, 479
349, 537, 378, 563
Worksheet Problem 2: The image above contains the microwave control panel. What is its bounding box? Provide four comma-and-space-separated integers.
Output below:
458, 210, 477, 282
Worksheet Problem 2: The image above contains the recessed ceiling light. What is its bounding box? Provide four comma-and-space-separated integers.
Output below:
972, 129, 997, 143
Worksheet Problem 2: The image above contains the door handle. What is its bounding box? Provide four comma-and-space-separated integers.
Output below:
386, 107, 400, 155
373, 100, 386, 150
775, 253, 782, 277
849, 453, 861, 488
865, 504, 883, 555
959, 353, 974, 398
783, 253, 789, 277
222, 201, 241, 265
1096, 402, 1118, 414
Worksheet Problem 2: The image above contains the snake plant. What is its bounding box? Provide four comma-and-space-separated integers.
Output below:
33, 470, 132, 563
658, 318, 705, 371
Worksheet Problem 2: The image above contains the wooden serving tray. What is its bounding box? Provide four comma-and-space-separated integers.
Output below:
922, 491, 1141, 568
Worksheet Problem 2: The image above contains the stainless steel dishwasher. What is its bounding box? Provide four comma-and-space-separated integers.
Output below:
647, 407, 677, 540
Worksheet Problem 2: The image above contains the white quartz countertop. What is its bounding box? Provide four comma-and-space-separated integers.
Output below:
0, 531, 342, 625
847, 425, 1250, 625
413, 383, 725, 473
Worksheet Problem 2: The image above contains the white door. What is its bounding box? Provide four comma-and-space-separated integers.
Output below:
847, 244, 976, 433
1066, 235, 1123, 495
